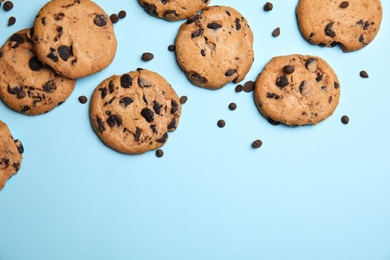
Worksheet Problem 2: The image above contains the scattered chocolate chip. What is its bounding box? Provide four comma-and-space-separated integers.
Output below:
78, 95, 87, 104
168, 44, 175, 52
120, 74, 132, 88
325, 22, 336, 37
360, 70, 369, 78
235, 84, 243, 92
94, 14, 107, 27
283, 65, 295, 74
7, 16, 16, 26
141, 108, 154, 122
228, 102, 237, 111
3, 1, 13, 11
141, 52, 154, 61
264, 2, 273, 11
180, 96, 188, 104
243, 80, 255, 93
155, 149, 164, 158
217, 119, 226, 128
276, 75, 288, 88
29, 56, 44, 71
110, 13, 119, 23
341, 115, 349, 124
272, 27, 280, 37
252, 139, 263, 148
118, 10, 127, 19
340, 1, 349, 8
207, 22, 222, 29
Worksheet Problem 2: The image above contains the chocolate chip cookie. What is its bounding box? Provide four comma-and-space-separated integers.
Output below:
89, 69, 181, 154
32, 0, 117, 79
0, 120, 23, 190
139, 0, 211, 21
254, 54, 340, 126
296, 0, 383, 52
175, 5, 254, 90
0, 29, 76, 115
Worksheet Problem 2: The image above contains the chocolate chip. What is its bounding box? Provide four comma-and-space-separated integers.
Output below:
41, 17, 46, 25
118, 10, 127, 19
235, 84, 243, 92
305, 58, 318, 72
97, 117, 105, 132
17, 90, 26, 99
94, 14, 107, 27
191, 73, 206, 84
207, 23, 222, 29
29, 56, 44, 71
0, 51, 3, 58
283, 65, 295, 74
15, 140, 24, 154
168, 44, 175, 52
21, 105, 30, 113
141, 108, 154, 122
155, 149, 164, 158
43, 80, 56, 93
110, 13, 119, 23
180, 96, 188, 104
167, 119, 177, 130
340, 1, 349, 8
78, 95, 87, 104
10, 34, 24, 48
135, 128, 142, 142
164, 10, 178, 19
107, 114, 122, 127
217, 119, 226, 128
359, 34, 364, 43
47, 48, 58, 62
186, 14, 199, 24
264, 2, 273, 11
171, 100, 179, 114
58, 45, 71, 61
119, 97, 134, 108
153, 101, 162, 114
267, 117, 280, 125
266, 92, 280, 99
325, 22, 336, 37
7, 16, 16, 26
299, 80, 309, 95
161, 0, 168, 4
141, 52, 154, 61
7, 86, 21, 95
99, 87, 107, 99
243, 80, 255, 93
252, 139, 263, 148
334, 82, 340, 89
272, 27, 280, 37
54, 12, 65, 21
225, 69, 237, 77
360, 70, 369, 78
228, 102, 237, 111
120, 74, 132, 88
191, 29, 203, 38
3, 1, 13, 11
276, 75, 288, 88
316, 73, 323, 82
142, 3, 157, 16
235, 18, 241, 31
341, 115, 349, 124
157, 132, 168, 143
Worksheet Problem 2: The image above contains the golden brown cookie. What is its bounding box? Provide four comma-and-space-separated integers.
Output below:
139, 0, 211, 21
32, 0, 117, 79
0, 120, 24, 190
0, 29, 76, 115
89, 69, 181, 154
296, 0, 383, 52
254, 54, 340, 126
175, 5, 254, 90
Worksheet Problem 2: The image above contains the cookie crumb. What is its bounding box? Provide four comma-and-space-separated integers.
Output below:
7, 16, 16, 26
78, 95, 88, 104
110, 13, 119, 23
141, 52, 154, 61
341, 115, 349, 124
264, 2, 273, 11
252, 139, 263, 148
272, 27, 280, 37
155, 149, 164, 158
118, 10, 127, 19
217, 119, 226, 128
359, 70, 369, 78
180, 95, 188, 104
3, 1, 13, 11
228, 102, 237, 111
168, 45, 176, 52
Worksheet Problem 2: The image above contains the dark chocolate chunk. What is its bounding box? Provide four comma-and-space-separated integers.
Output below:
17, 90, 26, 99
359, 34, 364, 43
99, 87, 107, 99
155, 149, 164, 158
264, 2, 273, 11
167, 119, 176, 130
120, 74, 132, 88
58, 45, 71, 61
143, 3, 157, 16
266, 92, 280, 99
119, 97, 134, 108
135, 128, 142, 142
180, 96, 188, 104
341, 115, 349, 124
228, 102, 237, 111
21, 105, 30, 113
325, 23, 336, 37
157, 133, 168, 143
7, 86, 21, 95
9, 34, 24, 48
360, 70, 369, 78
141, 52, 154, 61
47, 48, 58, 62
235, 18, 241, 31
187, 15, 199, 24
191, 73, 206, 84
141, 108, 154, 122
153, 101, 162, 115
54, 12, 65, 21
3, 1, 13, 11
94, 14, 107, 27
107, 114, 122, 127
283, 65, 295, 74
171, 100, 179, 114
164, 10, 178, 18
217, 119, 226, 128
161, 0, 168, 4
340, 1, 349, 8
252, 139, 263, 148
299, 80, 308, 95
29, 56, 44, 71
316, 73, 323, 82
207, 23, 222, 29
225, 69, 237, 77
191, 29, 203, 38
334, 82, 340, 89
97, 117, 105, 132
305, 58, 318, 72
7, 16, 16, 26
15, 140, 24, 154
267, 117, 280, 125
78, 95, 87, 104
243, 80, 255, 93
276, 75, 288, 88
108, 80, 115, 93
43, 80, 56, 93
272, 27, 280, 37
41, 17, 46, 25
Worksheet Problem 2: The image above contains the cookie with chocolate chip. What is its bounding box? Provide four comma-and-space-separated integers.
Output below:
0, 29, 76, 115
32, 0, 117, 79
296, 0, 382, 52
139, 0, 210, 21
89, 69, 181, 154
175, 5, 254, 89
0, 120, 24, 190
254, 54, 340, 126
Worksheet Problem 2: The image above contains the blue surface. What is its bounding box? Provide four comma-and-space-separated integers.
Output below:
1, 0, 390, 259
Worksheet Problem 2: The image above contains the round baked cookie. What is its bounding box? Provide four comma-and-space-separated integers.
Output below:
296, 0, 383, 52
254, 54, 340, 126
139, 0, 211, 21
0, 120, 24, 190
90, 69, 182, 154
0, 29, 76, 115
32, 0, 117, 79
175, 5, 254, 90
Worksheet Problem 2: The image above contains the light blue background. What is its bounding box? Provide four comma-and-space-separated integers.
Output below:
1, 0, 390, 259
